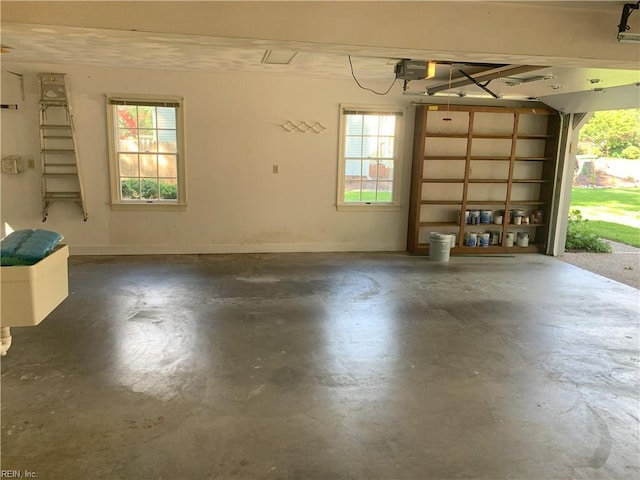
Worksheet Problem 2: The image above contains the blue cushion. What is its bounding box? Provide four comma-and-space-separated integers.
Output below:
1, 229, 63, 266
0, 229, 33, 257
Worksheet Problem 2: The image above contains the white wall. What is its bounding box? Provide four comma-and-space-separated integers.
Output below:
1, 63, 415, 255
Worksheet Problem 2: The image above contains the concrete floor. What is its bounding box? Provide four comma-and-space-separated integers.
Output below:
1, 252, 639, 480
559, 241, 640, 290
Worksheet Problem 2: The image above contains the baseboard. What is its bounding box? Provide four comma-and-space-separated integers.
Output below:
69, 242, 406, 256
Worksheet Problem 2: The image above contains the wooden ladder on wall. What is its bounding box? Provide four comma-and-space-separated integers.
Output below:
38, 72, 87, 222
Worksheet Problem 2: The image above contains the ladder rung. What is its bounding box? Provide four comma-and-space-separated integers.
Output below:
44, 192, 81, 200
39, 75, 66, 83
43, 173, 78, 178
39, 72, 86, 222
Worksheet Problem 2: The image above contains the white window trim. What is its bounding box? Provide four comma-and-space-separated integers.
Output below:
337, 104, 405, 212
105, 93, 187, 211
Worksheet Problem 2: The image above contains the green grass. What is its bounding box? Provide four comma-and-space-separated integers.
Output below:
581, 220, 640, 248
570, 187, 640, 247
570, 188, 640, 226
344, 191, 393, 202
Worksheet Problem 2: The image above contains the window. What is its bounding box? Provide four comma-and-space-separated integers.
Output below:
337, 105, 405, 210
106, 95, 187, 210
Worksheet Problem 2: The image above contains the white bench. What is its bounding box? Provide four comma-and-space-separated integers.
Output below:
1, 245, 69, 355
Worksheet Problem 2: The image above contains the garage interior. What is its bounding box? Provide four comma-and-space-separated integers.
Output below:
1, 2, 639, 479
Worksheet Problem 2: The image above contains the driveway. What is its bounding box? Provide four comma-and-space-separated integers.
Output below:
558, 240, 640, 289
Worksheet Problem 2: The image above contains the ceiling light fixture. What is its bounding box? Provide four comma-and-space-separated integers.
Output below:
261, 49, 297, 65
618, 2, 640, 42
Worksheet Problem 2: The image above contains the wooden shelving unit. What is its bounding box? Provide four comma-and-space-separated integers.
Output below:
407, 104, 560, 255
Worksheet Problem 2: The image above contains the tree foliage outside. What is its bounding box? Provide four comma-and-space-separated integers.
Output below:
579, 109, 640, 159
121, 178, 177, 200
621, 145, 640, 160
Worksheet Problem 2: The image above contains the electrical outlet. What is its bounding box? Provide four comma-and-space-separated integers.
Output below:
273, 164, 279, 174
28, 158, 35, 169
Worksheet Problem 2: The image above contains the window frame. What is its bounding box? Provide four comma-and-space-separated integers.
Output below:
105, 93, 187, 211
336, 104, 405, 212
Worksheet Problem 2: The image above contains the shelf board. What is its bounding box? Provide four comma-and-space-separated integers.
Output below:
454, 245, 543, 254
420, 200, 462, 205
516, 134, 552, 139
417, 223, 547, 229
470, 156, 511, 161
509, 200, 546, 205
462, 223, 547, 228
422, 178, 464, 183
413, 244, 545, 255
424, 133, 468, 138
424, 132, 551, 140
424, 155, 467, 161
462, 223, 504, 228
424, 155, 551, 162
512, 179, 548, 183
418, 222, 459, 227
465, 200, 507, 205
468, 179, 508, 184
472, 134, 513, 139
505, 223, 547, 228
515, 157, 552, 161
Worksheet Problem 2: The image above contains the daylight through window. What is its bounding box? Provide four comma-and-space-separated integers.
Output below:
338, 106, 404, 210
106, 95, 186, 210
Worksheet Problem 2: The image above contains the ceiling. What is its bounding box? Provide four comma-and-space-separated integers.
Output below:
2, 17, 639, 113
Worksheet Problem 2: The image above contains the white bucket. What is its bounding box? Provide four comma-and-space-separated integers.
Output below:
429, 233, 452, 262
517, 232, 530, 247
449, 233, 457, 249
505, 231, 515, 247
